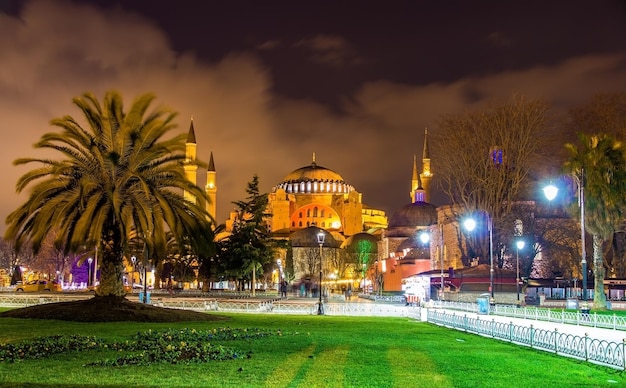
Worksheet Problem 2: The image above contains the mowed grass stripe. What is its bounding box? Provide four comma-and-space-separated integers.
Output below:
343, 344, 392, 387
263, 345, 317, 388
388, 347, 452, 387
297, 345, 350, 387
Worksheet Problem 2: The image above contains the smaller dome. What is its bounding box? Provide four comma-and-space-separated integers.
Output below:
290, 226, 340, 248
389, 202, 437, 228
341, 232, 379, 251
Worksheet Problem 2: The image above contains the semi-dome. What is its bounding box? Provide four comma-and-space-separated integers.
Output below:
389, 201, 437, 228
274, 161, 355, 194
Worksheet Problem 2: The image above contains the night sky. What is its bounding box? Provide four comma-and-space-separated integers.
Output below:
1, 0, 625, 232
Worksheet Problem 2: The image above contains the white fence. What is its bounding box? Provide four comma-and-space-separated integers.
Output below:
432, 300, 626, 331
428, 309, 626, 370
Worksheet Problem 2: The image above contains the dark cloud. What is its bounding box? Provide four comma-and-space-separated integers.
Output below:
294, 35, 364, 66
1, 0, 626, 234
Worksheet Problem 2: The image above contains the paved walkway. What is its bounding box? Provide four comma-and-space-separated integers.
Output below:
437, 308, 623, 343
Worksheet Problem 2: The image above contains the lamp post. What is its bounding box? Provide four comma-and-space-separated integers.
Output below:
87, 257, 93, 287
316, 230, 325, 315
438, 223, 445, 300
464, 211, 494, 303
131, 256, 136, 289
543, 178, 587, 301
516, 240, 525, 302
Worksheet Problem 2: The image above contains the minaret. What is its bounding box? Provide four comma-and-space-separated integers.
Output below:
205, 151, 217, 221
410, 155, 419, 201
410, 154, 426, 203
419, 128, 433, 203
184, 118, 198, 204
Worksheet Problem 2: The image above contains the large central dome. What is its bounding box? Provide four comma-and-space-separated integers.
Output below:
274, 161, 355, 194
283, 162, 344, 182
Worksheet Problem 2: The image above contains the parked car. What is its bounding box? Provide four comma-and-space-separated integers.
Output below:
86, 284, 133, 294
15, 279, 59, 292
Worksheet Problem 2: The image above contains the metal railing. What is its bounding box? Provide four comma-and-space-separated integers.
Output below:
428, 309, 626, 370
432, 300, 626, 331
0, 294, 91, 307
359, 294, 407, 304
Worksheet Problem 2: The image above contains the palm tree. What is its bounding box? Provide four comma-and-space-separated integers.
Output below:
5, 91, 212, 298
564, 133, 626, 309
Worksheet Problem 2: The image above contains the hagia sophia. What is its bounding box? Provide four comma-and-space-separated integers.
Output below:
183, 119, 474, 301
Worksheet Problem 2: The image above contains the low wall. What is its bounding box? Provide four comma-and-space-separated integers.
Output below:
442, 291, 520, 305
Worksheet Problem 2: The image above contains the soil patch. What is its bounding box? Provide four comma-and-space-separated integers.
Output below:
0, 296, 228, 323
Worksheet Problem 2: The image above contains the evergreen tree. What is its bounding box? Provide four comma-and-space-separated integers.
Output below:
220, 175, 275, 291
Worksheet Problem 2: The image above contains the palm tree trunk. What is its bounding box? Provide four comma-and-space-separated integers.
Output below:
97, 230, 126, 299
592, 234, 607, 309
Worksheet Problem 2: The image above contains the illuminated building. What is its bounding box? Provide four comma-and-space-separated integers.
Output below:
376, 129, 437, 293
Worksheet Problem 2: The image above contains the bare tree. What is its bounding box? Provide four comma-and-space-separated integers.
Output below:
296, 247, 320, 279
433, 95, 557, 266
0, 238, 35, 282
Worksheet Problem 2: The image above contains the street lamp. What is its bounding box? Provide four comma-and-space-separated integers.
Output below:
420, 229, 445, 301
316, 230, 325, 315
131, 256, 136, 289
516, 240, 525, 302
544, 179, 587, 301
87, 257, 93, 287
463, 211, 494, 303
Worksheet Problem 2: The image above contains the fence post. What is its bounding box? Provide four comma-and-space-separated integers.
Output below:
584, 333, 589, 361
554, 328, 558, 354
530, 324, 534, 349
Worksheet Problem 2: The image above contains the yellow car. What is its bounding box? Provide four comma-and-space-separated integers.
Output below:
15, 280, 59, 292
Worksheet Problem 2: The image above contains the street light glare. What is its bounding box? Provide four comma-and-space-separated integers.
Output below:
516, 240, 525, 250
463, 218, 477, 231
419, 231, 430, 244
543, 184, 558, 201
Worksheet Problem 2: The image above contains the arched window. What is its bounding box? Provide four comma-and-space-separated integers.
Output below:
490, 147, 504, 166
292, 221, 295, 227
299, 212, 302, 218
322, 221, 326, 228
298, 221, 302, 227
313, 207, 318, 217
307, 209, 311, 217
321, 209, 325, 217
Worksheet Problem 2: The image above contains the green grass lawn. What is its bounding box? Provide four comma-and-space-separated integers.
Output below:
0, 311, 624, 387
